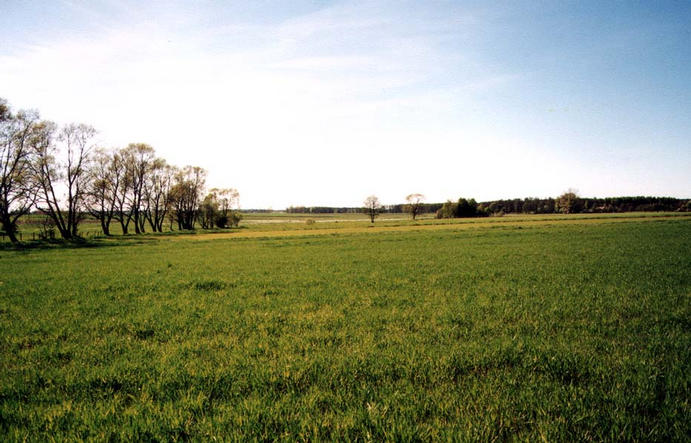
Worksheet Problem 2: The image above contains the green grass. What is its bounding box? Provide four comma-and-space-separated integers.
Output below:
5, 210, 686, 242
1, 216, 689, 440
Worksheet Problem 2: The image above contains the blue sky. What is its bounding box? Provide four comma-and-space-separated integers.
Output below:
1, 0, 689, 208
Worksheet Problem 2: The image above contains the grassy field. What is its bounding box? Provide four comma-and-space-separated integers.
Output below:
1, 214, 689, 440
5, 210, 686, 240
3, 211, 431, 241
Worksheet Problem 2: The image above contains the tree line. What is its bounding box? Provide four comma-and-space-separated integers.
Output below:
432, 192, 688, 219
307, 192, 688, 223
0, 98, 240, 243
431, 192, 688, 219
362, 191, 689, 223
477, 193, 689, 216
287, 202, 445, 215
363, 194, 436, 222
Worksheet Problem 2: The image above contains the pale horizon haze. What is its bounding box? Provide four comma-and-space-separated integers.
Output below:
1, 0, 689, 208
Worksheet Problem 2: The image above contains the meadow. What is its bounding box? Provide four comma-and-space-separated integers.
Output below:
1, 214, 689, 440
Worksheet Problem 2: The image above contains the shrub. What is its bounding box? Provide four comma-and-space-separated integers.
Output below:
229, 211, 242, 227
214, 214, 229, 228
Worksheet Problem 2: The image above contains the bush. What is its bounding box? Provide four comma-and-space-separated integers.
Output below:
437, 198, 482, 218
214, 214, 229, 228
436, 201, 458, 219
456, 198, 478, 217
229, 211, 242, 227
213, 211, 242, 228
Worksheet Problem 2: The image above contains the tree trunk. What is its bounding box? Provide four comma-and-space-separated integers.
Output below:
58, 226, 71, 240
1, 216, 18, 243
6, 229, 18, 243
134, 212, 141, 234
101, 219, 110, 236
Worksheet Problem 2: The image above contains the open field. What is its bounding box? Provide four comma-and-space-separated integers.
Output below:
1, 214, 690, 440
5, 211, 687, 242
4, 212, 430, 242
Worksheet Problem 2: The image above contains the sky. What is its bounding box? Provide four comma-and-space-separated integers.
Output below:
1, 0, 689, 208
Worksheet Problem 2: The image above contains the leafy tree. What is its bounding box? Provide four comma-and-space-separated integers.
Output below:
456, 198, 478, 217
363, 195, 382, 223
169, 166, 206, 230
227, 211, 242, 228
436, 198, 481, 218
198, 188, 241, 229
557, 189, 582, 214
198, 192, 219, 229
212, 188, 240, 228
436, 200, 458, 219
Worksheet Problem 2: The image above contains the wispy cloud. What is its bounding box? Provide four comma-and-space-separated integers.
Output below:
4, 1, 686, 206
0, 2, 528, 207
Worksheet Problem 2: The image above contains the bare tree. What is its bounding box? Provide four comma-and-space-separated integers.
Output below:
215, 188, 239, 215
363, 195, 381, 223
143, 159, 173, 232
121, 143, 155, 234
0, 101, 39, 243
405, 193, 425, 220
112, 149, 133, 234
87, 148, 121, 235
31, 123, 95, 239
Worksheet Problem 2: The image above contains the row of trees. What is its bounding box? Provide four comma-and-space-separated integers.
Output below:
297, 195, 688, 218
363, 193, 429, 223
0, 98, 239, 243
436, 191, 690, 219
361, 191, 689, 223
287, 201, 446, 215
363, 194, 481, 222
436, 198, 484, 218
479, 193, 689, 215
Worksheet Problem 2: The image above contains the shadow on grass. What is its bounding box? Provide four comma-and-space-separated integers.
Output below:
0, 235, 157, 251
0, 227, 247, 251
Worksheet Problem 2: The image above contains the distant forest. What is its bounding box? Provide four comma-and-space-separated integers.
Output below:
284, 196, 690, 216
